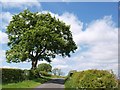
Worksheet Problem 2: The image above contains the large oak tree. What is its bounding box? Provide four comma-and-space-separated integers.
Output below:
6, 10, 77, 69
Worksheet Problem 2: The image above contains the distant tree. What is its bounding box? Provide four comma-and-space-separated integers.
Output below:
6, 9, 77, 69
52, 68, 64, 76
57, 69, 64, 76
52, 68, 58, 75
37, 63, 52, 72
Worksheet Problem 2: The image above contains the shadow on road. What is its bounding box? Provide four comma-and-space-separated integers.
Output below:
34, 78, 65, 89
45, 78, 65, 85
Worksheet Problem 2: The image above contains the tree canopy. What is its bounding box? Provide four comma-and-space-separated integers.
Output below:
37, 63, 52, 72
6, 9, 77, 69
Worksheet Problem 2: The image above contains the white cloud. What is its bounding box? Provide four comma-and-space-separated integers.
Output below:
0, 0, 39, 2
0, 50, 6, 63
1, 12, 12, 23
78, 16, 118, 62
0, 0, 41, 9
52, 58, 66, 65
1, 65, 30, 70
0, 31, 8, 44
37, 60, 49, 66
78, 16, 117, 45
2, 65, 18, 69
1, 12, 13, 30
0, 12, 12, 44
53, 64, 69, 69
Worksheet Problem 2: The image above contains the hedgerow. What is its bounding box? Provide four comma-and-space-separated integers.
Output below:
2, 68, 52, 84
2, 68, 24, 83
65, 69, 118, 89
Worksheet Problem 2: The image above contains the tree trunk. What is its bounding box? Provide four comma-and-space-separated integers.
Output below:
31, 59, 38, 69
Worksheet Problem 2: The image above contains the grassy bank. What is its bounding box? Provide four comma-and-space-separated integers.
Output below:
65, 70, 118, 89
51, 75, 66, 79
2, 77, 51, 88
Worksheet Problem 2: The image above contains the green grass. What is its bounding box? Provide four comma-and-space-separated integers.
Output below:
2, 77, 51, 88
0, 84, 2, 90
51, 75, 66, 79
2, 80, 40, 88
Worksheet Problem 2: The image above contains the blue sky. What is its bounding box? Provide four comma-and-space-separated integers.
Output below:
0, 1, 118, 76
41, 2, 118, 22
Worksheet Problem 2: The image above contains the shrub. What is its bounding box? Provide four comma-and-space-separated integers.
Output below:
2, 68, 24, 83
40, 71, 51, 77
23, 69, 30, 80
28, 69, 40, 80
65, 69, 118, 89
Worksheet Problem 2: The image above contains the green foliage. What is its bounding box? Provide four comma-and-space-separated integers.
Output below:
118, 80, 120, 89
37, 63, 52, 72
65, 69, 118, 89
22, 69, 30, 80
28, 69, 40, 80
2, 68, 24, 83
6, 9, 77, 69
39, 71, 51, 77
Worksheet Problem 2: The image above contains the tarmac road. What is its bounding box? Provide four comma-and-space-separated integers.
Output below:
34, 78, 65, 90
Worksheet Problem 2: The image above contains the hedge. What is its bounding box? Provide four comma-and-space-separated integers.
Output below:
1, 68, 52, 83
2, 68, 25, 83
65, 69, 118, 89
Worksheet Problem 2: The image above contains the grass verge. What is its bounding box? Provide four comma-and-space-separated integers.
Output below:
51, 75, 66, 79
2, 77, 51, 88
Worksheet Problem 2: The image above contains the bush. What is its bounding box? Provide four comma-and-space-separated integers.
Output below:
29, 69, 40, 79
22, 69, 30, 80
65, 69, 118, 89
2, 68, 25, 83
40, 71, 51, 77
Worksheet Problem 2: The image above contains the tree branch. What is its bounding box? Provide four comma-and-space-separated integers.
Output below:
29, 51, 35, 60
37, 46, 47, 60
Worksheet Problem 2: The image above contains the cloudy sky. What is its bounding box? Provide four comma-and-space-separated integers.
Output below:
0, 0, 118, 76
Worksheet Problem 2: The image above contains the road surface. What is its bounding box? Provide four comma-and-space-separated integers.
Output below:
34, 78, 65, 90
